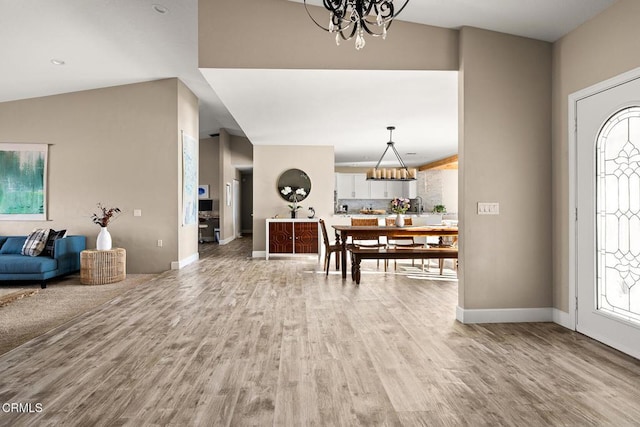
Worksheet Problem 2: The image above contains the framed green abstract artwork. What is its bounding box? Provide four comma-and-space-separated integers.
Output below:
0, 143, 48, 220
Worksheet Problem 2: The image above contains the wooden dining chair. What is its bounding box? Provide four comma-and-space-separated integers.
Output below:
319, 219, 341, 276
349, 217, 386, 270
384, 217, 425, 270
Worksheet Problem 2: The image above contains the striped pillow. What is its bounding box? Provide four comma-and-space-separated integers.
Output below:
21, 228, 51, 257
41, 229, 67, 258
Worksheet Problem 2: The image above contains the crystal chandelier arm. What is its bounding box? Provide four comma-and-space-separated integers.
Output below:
339, 22, 358, 40
304, 0, 352, 31
388, 0, 409, 20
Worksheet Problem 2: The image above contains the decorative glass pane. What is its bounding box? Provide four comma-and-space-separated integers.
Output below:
596, 107, 640, 324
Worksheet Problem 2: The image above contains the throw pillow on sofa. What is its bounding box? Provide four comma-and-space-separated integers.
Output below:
41, 229, 67, 257
21, 228, 50, 257
0, 237, 27, 254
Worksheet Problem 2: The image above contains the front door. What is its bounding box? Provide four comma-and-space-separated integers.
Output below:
576, 74, 640, 359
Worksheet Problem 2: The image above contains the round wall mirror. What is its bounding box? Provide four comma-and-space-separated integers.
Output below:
277, 168, 311, 202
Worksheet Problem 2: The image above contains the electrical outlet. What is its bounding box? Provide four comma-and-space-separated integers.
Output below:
478, 202, 499, 215
157, 240, 163, 247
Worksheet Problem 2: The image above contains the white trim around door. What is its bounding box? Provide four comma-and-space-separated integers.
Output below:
568, 65, 640, 339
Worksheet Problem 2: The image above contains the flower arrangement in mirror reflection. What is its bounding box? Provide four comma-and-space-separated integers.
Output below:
281, 186, 307, 213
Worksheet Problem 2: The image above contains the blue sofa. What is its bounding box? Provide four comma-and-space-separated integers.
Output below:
0, 235, 86, 288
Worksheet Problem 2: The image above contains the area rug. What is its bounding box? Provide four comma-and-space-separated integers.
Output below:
0, 273, 156, 355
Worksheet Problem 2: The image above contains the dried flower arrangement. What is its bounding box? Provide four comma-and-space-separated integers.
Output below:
91, 203, 121, 227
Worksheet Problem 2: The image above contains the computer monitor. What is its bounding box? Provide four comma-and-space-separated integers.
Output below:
198, 199, 213, 212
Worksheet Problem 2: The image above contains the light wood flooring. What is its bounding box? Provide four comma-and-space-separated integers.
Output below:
1, 237, 640, 426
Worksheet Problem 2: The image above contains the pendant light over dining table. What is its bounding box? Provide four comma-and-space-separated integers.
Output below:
367, 126, 417, 181
303, 0, 410, 50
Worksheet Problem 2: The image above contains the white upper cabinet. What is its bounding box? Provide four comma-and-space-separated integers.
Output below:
353, 174, 369, 198
386, 181, 404, 199
369, 180, 386, 198
403, 180, 417, 199
336, 173, 369, 199
369, 179, 414, 198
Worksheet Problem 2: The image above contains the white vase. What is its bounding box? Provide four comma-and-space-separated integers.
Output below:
395, 213, 405, 227
97, 227, 112, 250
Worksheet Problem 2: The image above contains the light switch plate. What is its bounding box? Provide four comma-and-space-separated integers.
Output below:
478, 202, 499, 215
133, 209, 142, 217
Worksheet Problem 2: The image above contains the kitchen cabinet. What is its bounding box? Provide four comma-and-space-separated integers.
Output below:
266, 219, 320, 260
386, 180, 404, 198
369, 180, 412, 199
336, 173, 369, 199
369, 180, 386, 198
403, 180, 417, 199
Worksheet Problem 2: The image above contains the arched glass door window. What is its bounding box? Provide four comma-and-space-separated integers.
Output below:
596, 106, 640, 323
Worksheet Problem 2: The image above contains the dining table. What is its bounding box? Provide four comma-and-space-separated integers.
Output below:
331, 225, 459, 279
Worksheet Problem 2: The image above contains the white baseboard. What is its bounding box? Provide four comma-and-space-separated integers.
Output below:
171, 252, 199, 270
218, 236, 235, 245
552, 308, 572, 329
252, 251, 266, 258
456, 306, 554, 324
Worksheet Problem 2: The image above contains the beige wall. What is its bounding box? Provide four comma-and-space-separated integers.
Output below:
177, 80, 200, 264
253, 145, 334, 253
199, 136, 221, 205
459, 27, 552, 309
0, 79, 197, 273
199, 0, 459, 71
551, 0, 640, 311
230, 135, 253, 168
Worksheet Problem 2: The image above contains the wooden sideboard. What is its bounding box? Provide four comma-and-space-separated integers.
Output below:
266, 219, 320, 261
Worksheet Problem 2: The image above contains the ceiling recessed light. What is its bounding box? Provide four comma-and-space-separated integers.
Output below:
50, 59, 65, 65
152, 4, 168, 14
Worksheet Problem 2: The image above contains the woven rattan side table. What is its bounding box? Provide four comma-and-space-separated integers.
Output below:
80, 248, 126, 285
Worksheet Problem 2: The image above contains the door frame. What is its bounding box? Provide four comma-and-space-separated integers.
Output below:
568, 65, 640, 331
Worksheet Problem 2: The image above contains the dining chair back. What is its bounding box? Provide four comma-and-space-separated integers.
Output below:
385, 217, 424, 270
349, 217, 385, 270
384, 217, 413, 226
319, 219, 341, 276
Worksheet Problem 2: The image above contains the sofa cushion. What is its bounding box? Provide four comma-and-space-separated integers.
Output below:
22, 228, 50, 257
0, 237, 27, 254
41, 229, 67, 258
0, 254, 58, 274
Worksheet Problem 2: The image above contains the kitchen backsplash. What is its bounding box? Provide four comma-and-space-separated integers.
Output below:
336, 198, 426, 214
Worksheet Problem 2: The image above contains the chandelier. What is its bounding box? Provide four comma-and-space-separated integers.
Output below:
367, 126, 417, 181
303, 0, 410, 50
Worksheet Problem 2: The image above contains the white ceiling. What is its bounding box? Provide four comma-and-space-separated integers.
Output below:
201, 69, 458, 167
0, 0, 617, 166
